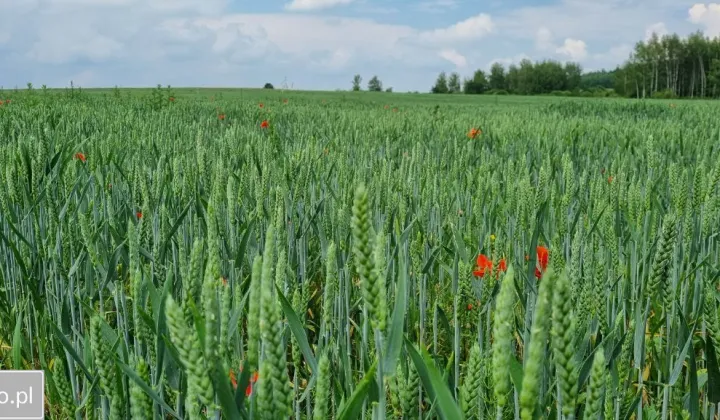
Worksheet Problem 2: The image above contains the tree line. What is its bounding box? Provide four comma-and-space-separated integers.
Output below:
613, 31, 720, 98
425, 30, 720, 99
431, 61, 584, 95
351, 74, 393, 92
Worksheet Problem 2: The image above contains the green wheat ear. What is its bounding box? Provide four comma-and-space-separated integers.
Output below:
400, 359, 420, 419
165, 295, 213, 416
129, 355, 152, 420
247, 255, 263, 370
372, 230, 388, 332
520, 267, 555, 420
91, 316, 124, 419
322, 241, 337, 343
313, 351, 332, 420
704, 284, 720, 359
584, 350, 606, 419
52, 356, 76, 417
352, 184, 385, 331
460, 342, 484, 419
552, 269, 578, 418
492, 264, 516, 409
90, 316, 115, 398
257, 224, 292, 420
648, 214, 676, 306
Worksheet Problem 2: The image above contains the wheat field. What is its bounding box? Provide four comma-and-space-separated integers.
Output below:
0, 88, 719, 420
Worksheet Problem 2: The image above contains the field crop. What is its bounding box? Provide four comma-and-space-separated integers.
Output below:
0, 89, 719, 420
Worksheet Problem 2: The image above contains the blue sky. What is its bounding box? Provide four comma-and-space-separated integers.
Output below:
0, 0, 717, 92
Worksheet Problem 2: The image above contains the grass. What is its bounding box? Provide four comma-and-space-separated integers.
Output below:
0, 88, 719, 420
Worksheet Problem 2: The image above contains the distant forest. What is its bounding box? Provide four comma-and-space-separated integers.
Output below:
427, 31, 720, 99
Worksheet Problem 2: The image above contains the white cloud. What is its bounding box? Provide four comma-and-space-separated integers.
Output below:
285, 0, 354, 11
488, 53, 531, 69
418, 13, 494, 43
535, 27, 553, 51
0, 0, 706, 91
688, 3, 720, 37
193, 14, 416, 63
439, 49, 467, 68
415, 0, 458, 13
592, 44, 632, 62
27, 31, 124, 64
494, 0, 696, 45
555, 38, 587, 60
645, 22, 668, 40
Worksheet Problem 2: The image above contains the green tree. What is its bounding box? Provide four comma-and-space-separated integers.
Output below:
709, 58, 720, 97
463, 70, 489, 94
489, 63, 506, 90
447, 72, 461, 93
580, 69, 615, 89
367, 75, 383, 92
505, 64, 519, 93
352, 74, 362, 91
614, 30, 720, 98
517, 59, 535, 94
534, 60, 567, 92
431, 71, 449, 93
564, 62, 582, 91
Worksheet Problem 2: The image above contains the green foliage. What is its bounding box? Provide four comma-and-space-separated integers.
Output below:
352, 74, 362, 91
0, 90, 718, 420
447, 72, 461, 93
431, 71, 449, 93
519, 268, 554, 420
614, 31, 720, 98
367, 75, 383, 92
492, 265, 516, 408
581, 69, 617, 89
463, 70, 488, 94
428, 29, 720, 99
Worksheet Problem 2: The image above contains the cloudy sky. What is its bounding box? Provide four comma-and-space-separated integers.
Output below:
0, 0, 718, 92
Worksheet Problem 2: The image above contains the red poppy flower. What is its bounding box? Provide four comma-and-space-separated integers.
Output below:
283, 99, 288, 104
229, 369, 237, 389
74, 153, 86, 163
218, 113, 226, 120
473, 254, 493, 278
260, 120, 269, 128
535, 246, 549, 279
467, 303, 473, 311
259, 103, 264, 108
497, 259, 507, 272
245, 371, 259, 397
608, 176, 613, 184
222, 277, 228, 286
468, 128, 481, 139
169, 96, 175, 102
136, 211, 143, 219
